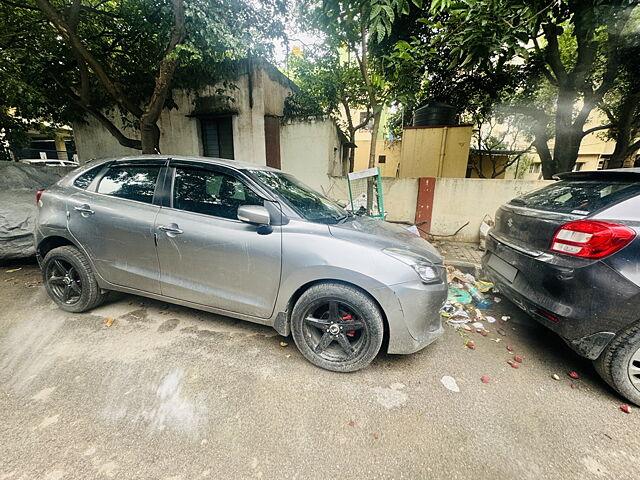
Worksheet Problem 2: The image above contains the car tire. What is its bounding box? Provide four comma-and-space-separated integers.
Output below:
291, 282, 384, 372
593, 321, 640, 406
42, 245, 108, 313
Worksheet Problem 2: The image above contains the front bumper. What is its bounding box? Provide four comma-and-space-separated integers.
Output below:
483, 235, 640, 360
375, 279, 447, 355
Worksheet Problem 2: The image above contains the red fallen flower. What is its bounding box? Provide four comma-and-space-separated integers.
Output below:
620, 404, 631, 414
466, 341, 476, 350
506, 345, 514, 351
514, 355, 523, 363
481, 375, 490, 383
568, 371, 580, 379
570, 384, 577, 389
480, 330, 489, 337
507, 360, 520, 368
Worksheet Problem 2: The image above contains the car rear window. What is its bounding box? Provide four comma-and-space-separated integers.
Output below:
73, 166, 102, 189
511, 181, 640, 215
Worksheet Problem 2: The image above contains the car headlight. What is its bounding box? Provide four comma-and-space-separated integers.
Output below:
382, 248, 441, 284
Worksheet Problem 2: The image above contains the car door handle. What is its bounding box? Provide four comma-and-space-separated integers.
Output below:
158, 224, 183, 234
74, 204, 95, 215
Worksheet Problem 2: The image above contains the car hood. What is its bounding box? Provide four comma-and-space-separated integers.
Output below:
329, 217, 443, 264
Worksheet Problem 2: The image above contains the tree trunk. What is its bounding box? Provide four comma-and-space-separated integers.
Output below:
140, 120, 160, 154
348, 128, 356, 173
553, 88, 582, 173
607, 93, 639, 169
366, 108, 382, 215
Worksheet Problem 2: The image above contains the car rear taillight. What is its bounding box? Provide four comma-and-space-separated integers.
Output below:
36, 189, 45, 205
550, 220, 636, 258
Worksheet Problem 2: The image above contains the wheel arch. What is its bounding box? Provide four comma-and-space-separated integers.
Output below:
37, 235, 78, 259
278, 279, 390, 351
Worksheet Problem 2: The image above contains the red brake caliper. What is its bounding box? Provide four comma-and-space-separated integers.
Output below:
342, 313, 356, 337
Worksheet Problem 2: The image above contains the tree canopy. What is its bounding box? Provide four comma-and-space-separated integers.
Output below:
0, 0, 287, 153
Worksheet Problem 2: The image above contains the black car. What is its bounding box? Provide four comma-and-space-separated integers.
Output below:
483, 168, 640, 405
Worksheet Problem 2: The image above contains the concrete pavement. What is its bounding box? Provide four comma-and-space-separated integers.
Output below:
1, 264, 638, 479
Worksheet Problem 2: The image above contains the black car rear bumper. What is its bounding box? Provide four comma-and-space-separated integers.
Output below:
483, 234, 640, 360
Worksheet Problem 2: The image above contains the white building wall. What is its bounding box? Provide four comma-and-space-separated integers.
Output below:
73, 63, 294, 165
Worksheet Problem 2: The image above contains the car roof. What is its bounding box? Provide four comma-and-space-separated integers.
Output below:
555, 168, 640, 181
106, 154, 278, 172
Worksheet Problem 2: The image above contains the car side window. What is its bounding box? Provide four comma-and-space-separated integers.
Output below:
173, 167, 263, 219
73, 166, 102, 189
96, 165, 160, 204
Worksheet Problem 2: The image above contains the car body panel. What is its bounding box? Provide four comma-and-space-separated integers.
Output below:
483, 172, 640, 360
155, 204, 282, 318
35, 154, 447, 355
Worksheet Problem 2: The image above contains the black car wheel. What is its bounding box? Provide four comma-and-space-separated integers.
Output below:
291, 283, 384, 372
594, 321, 640, 406
42, 246, 108, 313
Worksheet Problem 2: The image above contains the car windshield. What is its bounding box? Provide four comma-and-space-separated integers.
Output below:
250, 170, 348, 224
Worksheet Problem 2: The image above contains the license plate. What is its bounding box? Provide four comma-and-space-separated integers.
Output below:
487, 254, 518, 283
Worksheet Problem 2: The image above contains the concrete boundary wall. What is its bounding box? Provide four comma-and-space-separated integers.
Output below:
312, 174, 553, 242
428, 178, 553, 242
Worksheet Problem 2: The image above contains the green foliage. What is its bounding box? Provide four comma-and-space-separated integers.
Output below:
0, 0, 287, 149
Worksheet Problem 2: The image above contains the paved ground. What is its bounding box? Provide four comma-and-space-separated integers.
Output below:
1, 263, 639, 480
437, 241, 484, 268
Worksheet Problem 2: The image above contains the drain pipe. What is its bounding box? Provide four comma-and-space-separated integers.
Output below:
437, 126, 449, 177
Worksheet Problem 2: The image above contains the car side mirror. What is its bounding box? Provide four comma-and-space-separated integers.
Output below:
237, 205, 271, 225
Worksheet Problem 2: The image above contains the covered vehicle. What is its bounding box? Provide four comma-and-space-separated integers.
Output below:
34, 155, 447, 372
483, 168, 640, 404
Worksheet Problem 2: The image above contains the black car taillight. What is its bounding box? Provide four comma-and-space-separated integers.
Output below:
550, 220, 636, 259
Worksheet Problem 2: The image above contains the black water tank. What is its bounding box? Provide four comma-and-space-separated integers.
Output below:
413, 102, 457, 127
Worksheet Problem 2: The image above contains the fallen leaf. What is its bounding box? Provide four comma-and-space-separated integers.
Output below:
497, 328, 507, 336
552, 374, 560, 381
481, 375, 490, 383
513, 355, 523, 363
466, 340, 476, 350
104, 317, 115, 327
568, 371, 580, 379
348, 420, 355, 427
372, 433, 380, 439
285, 354, 291, 359
620, 404, 631, 414
279, 341, 288, 348
5, 268, 22, 273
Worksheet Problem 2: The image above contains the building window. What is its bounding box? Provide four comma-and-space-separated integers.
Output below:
378, 155, 386, 164
200, 117, 234, 159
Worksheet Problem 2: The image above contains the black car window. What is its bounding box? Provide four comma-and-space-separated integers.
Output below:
512, 181, 640, 215
73, 165, 102, 189
173, 167, 263, 219
96, 165, 160, 204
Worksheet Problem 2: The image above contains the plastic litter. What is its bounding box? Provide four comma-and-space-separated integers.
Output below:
552, 374, 560, 380
406, 225, 420, 236
486, 316, 496, 324
440, 376, 460, 393
475, 280, 494, 293
448, 287, 472, 305
472, 322, 485, 330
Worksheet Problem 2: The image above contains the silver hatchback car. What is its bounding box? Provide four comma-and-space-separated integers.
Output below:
35, 155, 447, 371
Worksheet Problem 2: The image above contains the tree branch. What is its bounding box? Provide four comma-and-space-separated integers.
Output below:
582, 124, 612, 137
35, 0, 144, 118
140, 0, 185, 125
